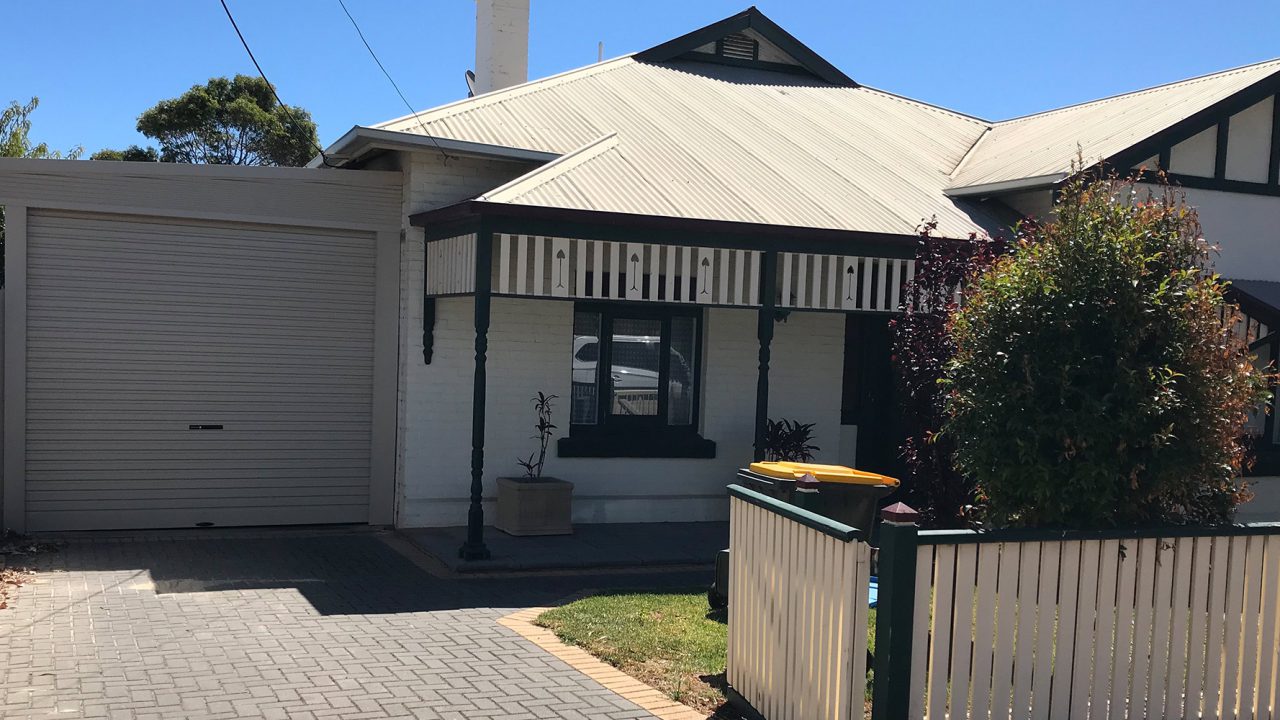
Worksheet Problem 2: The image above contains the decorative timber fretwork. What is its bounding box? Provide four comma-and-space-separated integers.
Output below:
423, 232, 916, 313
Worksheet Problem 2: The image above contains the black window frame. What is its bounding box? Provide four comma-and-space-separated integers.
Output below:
559, 302, 716, 459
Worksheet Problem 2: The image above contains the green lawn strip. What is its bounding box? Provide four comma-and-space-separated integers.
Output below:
537, 590, 727, 712
536, 590, 879, 715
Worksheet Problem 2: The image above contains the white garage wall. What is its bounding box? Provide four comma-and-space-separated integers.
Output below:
0, 159, 404, 532
398, 294, 846, 527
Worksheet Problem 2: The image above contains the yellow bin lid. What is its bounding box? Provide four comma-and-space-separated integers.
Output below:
749, 461, 900, 487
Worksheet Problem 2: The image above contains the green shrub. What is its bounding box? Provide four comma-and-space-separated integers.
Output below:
944, 175, 1270, 528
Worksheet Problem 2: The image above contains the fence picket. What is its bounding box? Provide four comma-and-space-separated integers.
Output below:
1131, 538, 1160, 718
1166, 538, 1195, 719
1089, 539, 1120, 720
949, 545, 978, 719
1256, 535, 1280, 720
1204, 536, 1232, 720
928, 545, 957, 720
847, 544, 871, 720
1012, 542, 1041, 720
989, 542, 1020, 720
1049, 541, 1082, 719
1185, 537, 1213, 720
971, 544, 1001, 720
784, 506, 799, 720
1030, 542, 1060, 720
909, 546, 934, 720
1238, 535, 1267, 719
1108, 538, 1138, 720
1149, 539, 1177, 720
1222, 536, 1249, 720
1067, 540, 1099, 720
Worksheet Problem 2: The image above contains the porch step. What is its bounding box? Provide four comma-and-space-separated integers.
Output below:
402, 522, 727, 574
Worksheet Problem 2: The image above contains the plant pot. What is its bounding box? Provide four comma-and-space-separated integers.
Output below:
495, 477, 574, 536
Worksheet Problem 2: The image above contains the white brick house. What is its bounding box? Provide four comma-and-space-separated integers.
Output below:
3, 5, 1280, 541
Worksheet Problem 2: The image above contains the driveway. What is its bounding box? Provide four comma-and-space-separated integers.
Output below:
0, 529, 711, 719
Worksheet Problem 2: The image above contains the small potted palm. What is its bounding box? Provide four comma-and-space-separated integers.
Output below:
495, 392, 574, 536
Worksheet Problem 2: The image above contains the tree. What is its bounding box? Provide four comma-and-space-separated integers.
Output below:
136, 75, 317, 166
1, 98, 82, 161
890, 221, 1006, 528
1, 97, 83, 281
91, 145, 159, 162
944, 175, 1270, 529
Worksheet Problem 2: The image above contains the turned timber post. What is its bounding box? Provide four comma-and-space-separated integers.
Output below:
459, 228, 494, 561
753, 251, 778, 462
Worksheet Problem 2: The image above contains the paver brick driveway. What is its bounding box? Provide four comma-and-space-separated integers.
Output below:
0, 529, 711, 719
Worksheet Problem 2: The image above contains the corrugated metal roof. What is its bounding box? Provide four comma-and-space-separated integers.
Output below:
950, 59, 1280, 189
370, 38, 1280, 238
376, 58, 1002, 238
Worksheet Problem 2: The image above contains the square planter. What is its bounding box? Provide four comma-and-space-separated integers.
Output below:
495, 477, 574, 536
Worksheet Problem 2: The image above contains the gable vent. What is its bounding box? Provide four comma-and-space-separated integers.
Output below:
716, 33, 759, 61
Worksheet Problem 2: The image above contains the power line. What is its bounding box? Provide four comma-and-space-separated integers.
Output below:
217, 0, 338, 167
336, 0, 449, 161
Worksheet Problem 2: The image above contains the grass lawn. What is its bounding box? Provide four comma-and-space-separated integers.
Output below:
536, 589, 877, 716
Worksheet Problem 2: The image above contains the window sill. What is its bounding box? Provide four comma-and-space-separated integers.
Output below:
557, 432, 717, 459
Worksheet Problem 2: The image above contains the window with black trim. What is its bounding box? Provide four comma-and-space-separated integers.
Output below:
561, 303, 715, 458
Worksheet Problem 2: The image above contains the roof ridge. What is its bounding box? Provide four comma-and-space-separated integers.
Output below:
857, 85, 994, 126
994, 56, 1280, 126
481, 133, 620, 202
373, 56, 635, 132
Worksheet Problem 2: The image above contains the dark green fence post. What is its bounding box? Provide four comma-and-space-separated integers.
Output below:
872, 502, 920, 720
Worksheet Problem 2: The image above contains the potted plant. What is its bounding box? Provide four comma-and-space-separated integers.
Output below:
762, 418, 820, 461
495, 392, 574, 536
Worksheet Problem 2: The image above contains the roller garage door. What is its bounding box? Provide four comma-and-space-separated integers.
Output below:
24, 210, 377, 531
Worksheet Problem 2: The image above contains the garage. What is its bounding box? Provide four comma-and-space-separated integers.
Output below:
0, 160, 401, 532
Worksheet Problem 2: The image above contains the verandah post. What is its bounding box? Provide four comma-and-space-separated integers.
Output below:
753, 250, 778, 461
459, 228, 494, 561
872, 502, 921, 720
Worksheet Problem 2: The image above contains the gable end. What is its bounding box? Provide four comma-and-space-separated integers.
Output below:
1109, 70, 1280, 196
634, 7, 857, 87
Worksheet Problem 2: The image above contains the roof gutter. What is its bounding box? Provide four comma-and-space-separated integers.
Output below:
943, 172, 1067, 198
307, 126, 560, 169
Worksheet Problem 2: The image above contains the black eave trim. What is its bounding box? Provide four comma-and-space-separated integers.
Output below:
1106, 67, 1280, 172
410, 200, 921, 257
633, 6, 857, 87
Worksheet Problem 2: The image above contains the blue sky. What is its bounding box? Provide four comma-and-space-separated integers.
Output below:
6, 1, 1280, 156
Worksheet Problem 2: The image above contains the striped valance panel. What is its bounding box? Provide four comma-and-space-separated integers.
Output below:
424, 233, 916, 312
493, 234, 761, 306
778, 253, 915, 312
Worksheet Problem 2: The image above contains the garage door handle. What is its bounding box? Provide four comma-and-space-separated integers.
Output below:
188, 424, 224, 430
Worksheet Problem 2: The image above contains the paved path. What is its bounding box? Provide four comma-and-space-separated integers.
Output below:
0, 529, 711, 719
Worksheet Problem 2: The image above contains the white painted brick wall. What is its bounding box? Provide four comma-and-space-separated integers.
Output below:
400, 296, 847, 527
394, 149, 848, 527
395, 152, 536, 527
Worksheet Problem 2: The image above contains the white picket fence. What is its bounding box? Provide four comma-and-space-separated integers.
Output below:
727, 486, 873, 720
909, 530, 1280, 720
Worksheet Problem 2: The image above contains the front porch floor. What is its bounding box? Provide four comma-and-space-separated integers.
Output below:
403, 521, 728, 573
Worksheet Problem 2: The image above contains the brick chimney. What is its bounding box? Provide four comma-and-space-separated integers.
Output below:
474, 0, 529, 95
